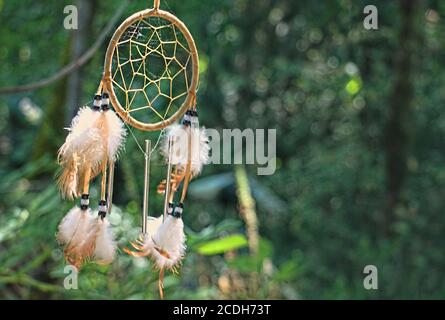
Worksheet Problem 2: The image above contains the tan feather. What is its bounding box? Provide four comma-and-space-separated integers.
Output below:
56, 153, 80, 200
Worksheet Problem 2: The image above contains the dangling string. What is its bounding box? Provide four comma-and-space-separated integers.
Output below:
96, 80, 103, 96
100, 161, 107, 203
163, 137, 174, 220
142, 139, 151, 235
158, 267, 165, 299
179, 95, 197, 203
180, 126, 193, 203
83, 166, 92, 195
107, 162, 115, 215
124, 121, 165, 158
190, 90, 197, 111
153, 0, 160, 10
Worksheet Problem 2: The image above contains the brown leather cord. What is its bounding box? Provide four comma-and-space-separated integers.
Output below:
95, 80, 103, 96
100, 161, 107, 201
82, 166, 91, 195
153, 0, 160, 10
180, 126, 193, 203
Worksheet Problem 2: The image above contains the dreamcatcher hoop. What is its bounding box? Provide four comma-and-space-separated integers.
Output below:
103, 2, 199, 131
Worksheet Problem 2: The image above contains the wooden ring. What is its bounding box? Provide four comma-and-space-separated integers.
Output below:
103, 9, 199, 131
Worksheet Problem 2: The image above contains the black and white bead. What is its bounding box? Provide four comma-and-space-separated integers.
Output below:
182, 109, 192, 127
171, 202, 183, 219
80, 193, 89, 210
190, 110, 199, 128
98, 200, 107, 219
93, 94, 102, 111
168, 202, 174, 215
101, 92, 110, 111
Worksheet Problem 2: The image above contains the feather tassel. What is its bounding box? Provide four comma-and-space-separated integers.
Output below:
151, 214, 186, 269
104, 109, 126, 162
124, 214, 185, 270
61, 207, 94, 269
57, 206, 86, 245
93, 217, 117, 265
57, 105, 106, 199
101, 93, 126, 163
161, 123, 209, 177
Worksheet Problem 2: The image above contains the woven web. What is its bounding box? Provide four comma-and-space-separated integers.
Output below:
111, 16, 193, 124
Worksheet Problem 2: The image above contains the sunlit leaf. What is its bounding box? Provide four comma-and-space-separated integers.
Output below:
195, 234, 248, 255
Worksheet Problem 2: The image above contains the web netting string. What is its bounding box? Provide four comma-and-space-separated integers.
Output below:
110, 15, 193, 126
124, 119, 165, 158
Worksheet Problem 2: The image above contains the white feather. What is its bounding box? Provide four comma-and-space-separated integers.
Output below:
161, 124, 209, 176
59, 107, 101, 161
151, 215, 186, 269
147, 216, 164, 235
57, 207, 82, 244
104, 110, 126, 162
93, 217, 116, 265
78, 126, 106, 165
191, 127, 210, 176
57, 107, 106, 199
57, 207, 93, 246
136, 215, 186, 270
161, 123, 183, 161
153, 215, 186, 257
138, 216, 163, 253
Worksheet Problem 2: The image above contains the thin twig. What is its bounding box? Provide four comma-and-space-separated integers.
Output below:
0, 1, 129, 95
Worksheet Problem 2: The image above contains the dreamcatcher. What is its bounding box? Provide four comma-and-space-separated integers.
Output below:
55, 0, 209, 298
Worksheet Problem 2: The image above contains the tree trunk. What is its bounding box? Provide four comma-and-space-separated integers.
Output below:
384, 0, 418, 232
65, 0, 97, 123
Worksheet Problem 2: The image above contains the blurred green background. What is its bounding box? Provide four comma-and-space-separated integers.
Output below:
1, 0, 445, 299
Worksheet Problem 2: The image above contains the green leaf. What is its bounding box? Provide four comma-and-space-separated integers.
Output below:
187, 219, 243, 247
195, 234, 248, 255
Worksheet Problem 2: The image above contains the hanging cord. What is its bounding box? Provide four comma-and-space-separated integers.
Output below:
153, 0, 160, 10
162, 137, 174, 220
96, 80, 103, 96
180, 127, 193, 203
107, 161, 115, 215
168, 166, 179, 203
179, 96, 198, 202
100, 161, 108, 201
141, 140, 151, 234
190, 90, 197, 111
82, 166, 92, 195
158, 268, 165, 299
